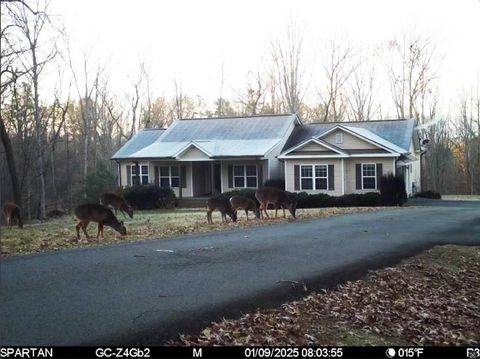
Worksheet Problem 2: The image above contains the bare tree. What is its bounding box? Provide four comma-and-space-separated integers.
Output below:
318, 38, 357, 122
347, 55, 380, 121
9, 0, 58, 218
385, 28, 441, 123
270, 21, 307, 116
235, 71, 266, 115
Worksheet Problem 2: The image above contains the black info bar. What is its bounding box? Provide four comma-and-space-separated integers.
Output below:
0, 346, 478, 359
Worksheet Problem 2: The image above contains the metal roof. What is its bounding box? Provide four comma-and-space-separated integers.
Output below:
282, 119, 415, 154
116, 114, 298, 159
111, 129, 166, 159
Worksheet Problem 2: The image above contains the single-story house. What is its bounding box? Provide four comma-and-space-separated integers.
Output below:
111, 114, 421, 198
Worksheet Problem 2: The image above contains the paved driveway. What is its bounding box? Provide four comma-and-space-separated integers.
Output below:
1, 201, 479, 345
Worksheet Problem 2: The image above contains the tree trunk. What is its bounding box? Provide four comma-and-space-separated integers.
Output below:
0, 117, 22, 208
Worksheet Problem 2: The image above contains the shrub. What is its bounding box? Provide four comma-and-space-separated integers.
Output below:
380, 174, 407, 206
263, 178, 285, 190
291, 191, 382, 208
123, 185, 176, 209
85, 162, 116, 203
414, 190, 442, 199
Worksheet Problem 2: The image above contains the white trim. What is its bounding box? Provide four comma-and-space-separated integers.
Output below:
361, 163, 377, 190
174, 142, 213, 159
278, 137, 349, 158
232, 164, 258, 189
279, 154, 348, 159
284, 160, 288, 191
127, 162, 150, 185
190, 162, 194, 196
341, 158, 345, 195
319, 125, 401, 154
392, 158, 396, 176
299, 164, 329, 191
350, 153, 400, 158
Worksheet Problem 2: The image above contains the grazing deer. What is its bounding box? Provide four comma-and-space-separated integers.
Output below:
206, 197, 237, 224
99, 192, 133, 219
3, 202, 23, 229
74, 203, 127, 240
255, 187, 297, 219
229, 195, 260, 221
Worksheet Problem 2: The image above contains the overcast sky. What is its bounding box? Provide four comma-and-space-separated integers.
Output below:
49, 0, 480, 114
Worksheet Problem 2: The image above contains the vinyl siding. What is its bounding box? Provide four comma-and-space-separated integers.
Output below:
221, 160, 268, 193
344, 157, 394, 194
285, 159, 343, 196
323, 130, 378, 150
179, 147, 210, 160
119, 161, 193, 197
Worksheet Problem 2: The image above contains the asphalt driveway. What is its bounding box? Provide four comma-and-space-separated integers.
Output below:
1, 200, 479, 345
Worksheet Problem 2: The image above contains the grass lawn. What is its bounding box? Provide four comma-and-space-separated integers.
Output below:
174, 245, 480, 346
1, 207, 387, 257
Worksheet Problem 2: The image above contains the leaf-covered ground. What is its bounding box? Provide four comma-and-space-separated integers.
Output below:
174, 245, 480, 346
1, 207, 386, 257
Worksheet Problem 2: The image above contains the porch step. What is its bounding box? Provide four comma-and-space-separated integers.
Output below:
177, 197, 209, 208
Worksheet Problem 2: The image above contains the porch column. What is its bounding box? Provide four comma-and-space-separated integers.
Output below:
117, 161, 122, 187
178, 165, 183, 199
257, 159, 263, 188
341, 159, 345, 195
210, 162, 215, 195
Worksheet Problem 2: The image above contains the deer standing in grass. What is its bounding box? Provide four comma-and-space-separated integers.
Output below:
74, 204, 127, 240
206, 197, 237, 224
99, 193, 133, 218
255, 187, 297, 219
3, 202, 23, 228
229, 195, 260, 220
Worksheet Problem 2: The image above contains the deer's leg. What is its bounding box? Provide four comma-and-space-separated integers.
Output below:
75, 222, 82, 240
282, 206, 286, 218
245, 210, 249, 221
262, 203, 270, 219
82, 221, 90, 239
206, 210, 212, 224
97, 223, 104, 239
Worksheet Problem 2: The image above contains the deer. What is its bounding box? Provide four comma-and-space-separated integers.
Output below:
255, 186, 297, 219
229, 195, 260, 221
74, 203, 127, 240
206, 197, 237, 224
99, 192, 133, 219
3, 202, 23, 229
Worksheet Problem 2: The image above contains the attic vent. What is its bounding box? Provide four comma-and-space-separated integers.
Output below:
335, 133, 343, 144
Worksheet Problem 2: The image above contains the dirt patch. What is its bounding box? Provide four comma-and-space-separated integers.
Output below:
173, 245, 480, 346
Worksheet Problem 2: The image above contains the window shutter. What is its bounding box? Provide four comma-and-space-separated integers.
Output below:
228, 165, 233, 188
181, 165, 187, 188
356, 164, 362, 190
294, 165, 300, 191
154, 166, 159, 187
127, 165, 131, 186
376, 163, 383, 189
328, 165, 334, 190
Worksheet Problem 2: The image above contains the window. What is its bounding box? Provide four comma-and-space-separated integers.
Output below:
159, 166, 180, 188
362, 163, 376, 189
300, 165, 328, 190
129, 164, 149, 185
335, 133, 343, 144
233, 165, 257, 188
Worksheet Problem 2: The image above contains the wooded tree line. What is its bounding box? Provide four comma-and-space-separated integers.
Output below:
1, 0, 479, 220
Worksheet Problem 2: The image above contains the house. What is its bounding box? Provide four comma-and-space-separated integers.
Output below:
111, 114, 421, 199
